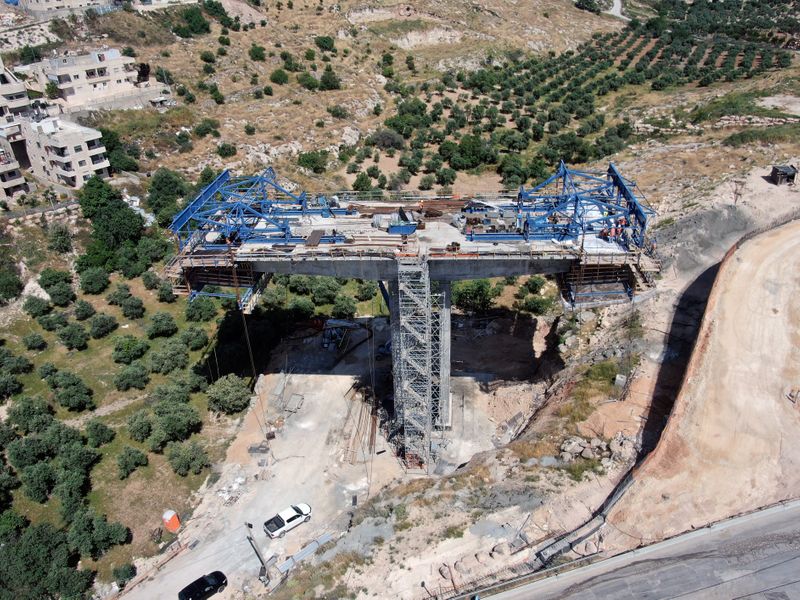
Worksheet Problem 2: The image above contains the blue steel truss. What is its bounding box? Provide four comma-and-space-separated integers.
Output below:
169, 168, 354, 251
467, 162, 654, 249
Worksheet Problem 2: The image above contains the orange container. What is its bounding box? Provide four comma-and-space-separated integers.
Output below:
162, 509, 181, 533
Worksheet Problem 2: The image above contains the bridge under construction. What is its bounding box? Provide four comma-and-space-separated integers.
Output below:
165, 162, 659, 471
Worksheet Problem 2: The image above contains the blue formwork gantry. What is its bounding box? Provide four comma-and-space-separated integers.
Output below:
466, 161, 655, 249
169, 168, 354, 251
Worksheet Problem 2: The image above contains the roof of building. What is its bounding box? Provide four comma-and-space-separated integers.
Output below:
773, 165, 798, 176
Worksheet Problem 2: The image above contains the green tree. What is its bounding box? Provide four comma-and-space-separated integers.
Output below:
157, 281, 177, 303
319, 65, 341, 90
89, 313, 118, 339
331, 294, 356, 319
185, 297, 216, 322
0, 268, 22, 304
147, 168, 188, 226
48, 370, 94, 411
146, 312, 178, 339
106, 283, 132, 305
117, 447, 148, 479
142, 270, 160, 290
270, 68, 289, 84
180, 326, 208, 351
114, 362, 150, 391
288, 296, 315, 319
22, 333, 47, 351
121, 296, 145, 319
79, 267, 110, 294
47, 222, 72, 253
67, 508, 128, 559
452, 279, 495, 313
206, 374, 251, 414
355, 281, 377, 301
352, 172, 372, 192
148, 340, 189, 374
166, 441, 208, 476
73, 299, 96, 321
314, 35, 335, 51
57, 323, 89, 351
85, 419, 115, 448
113, 563, 137, 588
311, 277, 341, 305
127, 410, 152, 442
112, 335, 149, 364
20, 462, 55, 503
249, 43, 266, 61
22, 296, 51, 318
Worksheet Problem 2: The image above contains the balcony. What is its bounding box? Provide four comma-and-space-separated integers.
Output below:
91, 153, 107, 165
0, 171, 25, 188
86, 140, 105, 152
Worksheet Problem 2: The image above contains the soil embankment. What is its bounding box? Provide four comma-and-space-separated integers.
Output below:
605, 219, 800, 545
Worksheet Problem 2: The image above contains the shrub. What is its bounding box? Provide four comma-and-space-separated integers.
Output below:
326, 105, 349, 119
419, 174, 435, 190
200, 50, 215, 63
23, 333, 47, 351
127, 410, 152, 442
85, 419, 115, 448
79, 267, 109, 294
112, 563, 137, 588
217, 143, 236, 158
106, 284, 131, 306
47, 222, 72, 253
121, 296, 145, 319
23, 296, 51, 318
112, 335, 149, 364
298, 150, 328, 173
331, 294, 356, 319
297, 71, 318, 90
270, 68, 289, 84
523, 275, 546, 295
89, 313, 118, 339
21, 462, 55, 503
314, 36, 334, 51
49, 370, 94, 411
319, 65, 341, 90
288, 275, 311, 294
117, 447, 148, 479
166, 441, 208, 476
520, 295, 553, 315
206, 374, 251, 414
368, 129, 405, 150
58, 324, 89, 350
114, 362, 150, 391
38, 268, 71, 291
141, 271, 160, 290
0, 372, 22, 401
146, 312, 178, 339
185, 297, 216, 322
452, 279, 495, 313
46, 282, 75, 307
73, 300, 96, 321
180, 327, 208, 351
244, 123, 256, 135
249, 43, 266, 61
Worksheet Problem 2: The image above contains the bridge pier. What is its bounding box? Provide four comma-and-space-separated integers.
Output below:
387, 262, 452, 471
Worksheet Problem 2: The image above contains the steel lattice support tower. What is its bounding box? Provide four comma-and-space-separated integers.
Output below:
392, 259, 444, 471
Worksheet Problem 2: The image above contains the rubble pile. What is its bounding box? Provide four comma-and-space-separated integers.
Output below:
559, 432, 638, 469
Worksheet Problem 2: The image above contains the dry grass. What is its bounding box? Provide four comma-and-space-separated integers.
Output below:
508, 438, 558, 461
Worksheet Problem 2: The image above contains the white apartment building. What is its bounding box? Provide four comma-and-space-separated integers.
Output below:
25, 49, 140, 111
18, 0, 112, 18
0, 60, 29, 199
22, 117, 110, 190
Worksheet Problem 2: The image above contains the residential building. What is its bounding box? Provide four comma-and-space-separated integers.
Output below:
22, 116, 110, 189
0, 60, 31, 120
18, 0, 112, 18
25, 49, 141, 111
132, 0, 196, 10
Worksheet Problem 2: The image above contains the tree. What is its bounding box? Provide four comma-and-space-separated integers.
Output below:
147, 168, 188, 226
106, 284, 132, 305
249, 43, 266, 61
73, 300, 96, 321
79, 267, 110, 294
67, 508, 128, 559
6, 396, 52, 434
47, 223, 72, 253
127, 410, 152, 442
352, 172, 372, 192
22, 333, 47, 351
452, 279, 495, 313
288, 275, 311, 294
0, 523, 93, 599
114, 362, 150, 391
113, 563, 137, 588
37, 312, 67, 331
85, 419, 115, 448
166, 441, 209, 476
142, 270, 160, 290
0, 268, 22, 304
49, 370, 94, 411
46, 282, 75, 307
185, 297, 216, 322
181, 326, 208, 351
288, 296, 315, 319
148, 340, 189, 374
112, 335, 149, 364
331, 294, 357, 319
206, 374, 251, 414
217, 143, 236, 158
575, 0, 600, 13
57, 323, 89, 351
117, 446, 148, 479
21, 462, 55, 503
298, 150, 328, 174
355, 281, 377, 301
311, 277, 341, 305
150, 401, 201, 450
23, 296, 51, 318
146, 312, 178, 339
314, 35, 334, 51
89, 313, 118, 339
121, 296, 145, 319
157, 281, 177, 303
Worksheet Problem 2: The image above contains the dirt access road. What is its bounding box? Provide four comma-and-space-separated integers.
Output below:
606, 219, 800, 546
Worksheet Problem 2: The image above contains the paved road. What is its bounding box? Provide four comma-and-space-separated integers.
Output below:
488, 501, 800, 600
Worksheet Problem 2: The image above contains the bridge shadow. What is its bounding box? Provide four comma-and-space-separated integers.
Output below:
638, 263, 719, 456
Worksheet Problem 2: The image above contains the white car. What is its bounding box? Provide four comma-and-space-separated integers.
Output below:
263, 503, 312, 538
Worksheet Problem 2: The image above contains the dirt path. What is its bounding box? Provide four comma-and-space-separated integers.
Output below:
605, 0, 628, 20
63, 395, 144, 428
606, 219, 800, 546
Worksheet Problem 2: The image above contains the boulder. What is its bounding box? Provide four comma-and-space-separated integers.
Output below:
580, 447, 595, 459
560, 451, 574, 463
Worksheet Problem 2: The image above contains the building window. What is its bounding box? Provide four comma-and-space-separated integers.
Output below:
83, 174, 91, 181
73, 145, 82, 153
78, 160, 86, 167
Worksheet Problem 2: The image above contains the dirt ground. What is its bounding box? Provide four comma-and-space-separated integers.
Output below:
605, 218, 800, 547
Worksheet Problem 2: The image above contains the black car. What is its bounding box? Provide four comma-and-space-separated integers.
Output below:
178, 571, 227, 600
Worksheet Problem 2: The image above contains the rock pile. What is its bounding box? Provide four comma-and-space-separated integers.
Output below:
559, 432, 637, 469
713, 115, 800, 128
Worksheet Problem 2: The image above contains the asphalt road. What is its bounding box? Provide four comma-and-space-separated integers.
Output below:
488, 500, 800, 600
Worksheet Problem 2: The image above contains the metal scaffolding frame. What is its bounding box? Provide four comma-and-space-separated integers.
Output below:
393, 259, 444, 471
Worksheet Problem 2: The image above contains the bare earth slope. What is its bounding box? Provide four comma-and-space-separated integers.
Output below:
606, 219, 800, 546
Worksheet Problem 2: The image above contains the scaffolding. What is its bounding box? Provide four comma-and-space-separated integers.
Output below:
393, 259, 444, 471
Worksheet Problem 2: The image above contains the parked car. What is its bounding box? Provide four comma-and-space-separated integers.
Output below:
177, 571, 227, 600
263, 503, 312, 538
